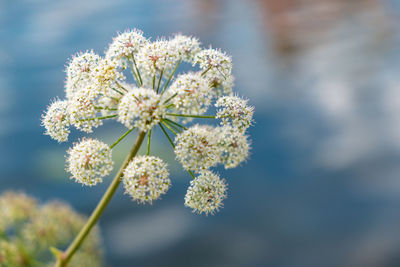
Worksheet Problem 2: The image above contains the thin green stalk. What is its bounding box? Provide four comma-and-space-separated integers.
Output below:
159, 123, 196, 180
111, 87, 124, 95
201, 66, 211, 76
163, 118, 187, 130
163, 92, 177, 104
55, 131, 147, 267
94, 107, 117, 111
79, 114, 117, 122
187, 170, 196, 179
115, 81, 128, 92
146, 130, 152, 155
110, 127, 136, 149
165, 103, 175, 109
159, 123, 175, 148
128, 59, 140, 86
160, 59, 181, 94
162, 120, 181, 134
161, 121, 177, 135
131, 56, 143, 86
166, 113, 216, 119
156, 69, 164, 93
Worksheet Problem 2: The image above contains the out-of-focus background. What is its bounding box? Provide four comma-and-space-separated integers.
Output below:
1, 0, 400, 266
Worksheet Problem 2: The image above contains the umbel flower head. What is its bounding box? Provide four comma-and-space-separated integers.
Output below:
117, 87, 165, 131
184, 170, 227, 215
123, 156, 171, 203
174, 124, 220, 172
41, 99, 70, 142
42, 28, 254, 215
66, 138, 113, 186
216, 95, 254, 132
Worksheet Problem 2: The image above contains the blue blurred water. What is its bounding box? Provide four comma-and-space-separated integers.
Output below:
1, 0, 400, 266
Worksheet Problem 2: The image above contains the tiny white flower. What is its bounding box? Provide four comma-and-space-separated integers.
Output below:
123, 156, 171, 204
167, 72, 212, 117
174, 125, 221, 172
65, 51, 101, 100
66, 138, 113, 186
41, 99, 70, 142
217, 125, 250, 169
216, 95, 254, 132
106, 29, 149, 67
184, 170, 227, 215
117, 87, 165, 131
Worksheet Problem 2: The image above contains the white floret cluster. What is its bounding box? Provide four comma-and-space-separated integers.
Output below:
66, 139, 113, 186
123, 156, 170, 203
167, 72, 212, 116
105, 29, 148, 67
41, 99, 70, 142
216, 95, 254, 132
174, 124, 220, 172
42, 29, 254, 215
194, 48, 234, 96
184, 170, 227, 215
117, 87, 165, 131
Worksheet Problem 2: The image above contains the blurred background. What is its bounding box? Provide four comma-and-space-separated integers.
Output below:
1, 0, 400, 266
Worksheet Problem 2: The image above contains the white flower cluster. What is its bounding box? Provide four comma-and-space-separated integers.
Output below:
123, 156, 171, 203
216, 95, 254, 132
174, 124, 220, 172
106, 29, 148, 67
184, 170, 227, 215
65, 51, 101, 100
42, 29, 253, 215
41, 99, 70, 142
167, 72, 212, 116
66, 139, 113, 186
194, 48, 234, 95
117, 87, 165, 131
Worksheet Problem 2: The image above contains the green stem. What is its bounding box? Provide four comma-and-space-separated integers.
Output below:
163, 118, 187, 130
162, 120, 181, 134
115, 81, 128, 92
161, 121, 177, 135
187, 170, 196, 179
55, 131, 147, 267
128, 59, 140, 86
111, 87, 124, 95
163, 92, 177, 105
110, 127, 136, 149
159, 123, 175, 148
131, 56, 143, 86
160, 59, 181, 94
166, 113, 216, 119
159, 124, 196, 180
146, 130, 152, 155
201, 66, 212, 76
156, 69, 164, 93
79, 114, 117, 122
94, 107, 117, 111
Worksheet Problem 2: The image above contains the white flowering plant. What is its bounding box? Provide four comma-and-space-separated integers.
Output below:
41, 29, 254, 266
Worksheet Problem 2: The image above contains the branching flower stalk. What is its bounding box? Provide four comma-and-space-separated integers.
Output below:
42, 29, 254, 265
